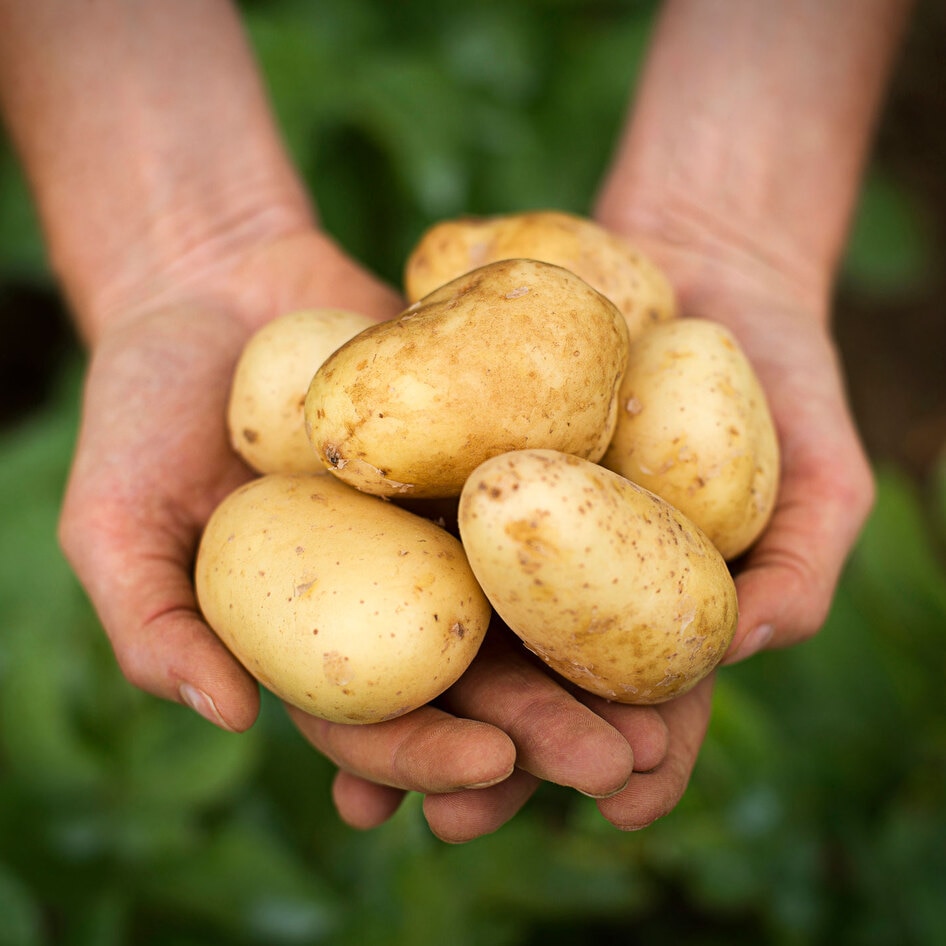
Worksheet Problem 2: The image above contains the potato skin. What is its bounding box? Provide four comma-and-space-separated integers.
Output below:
195, 473, 491, 723
227, 309, 375, 474
601, 318, 779, 560
404, 210, 677, 340
458, 450, 738, 704
304, 258, 629, 498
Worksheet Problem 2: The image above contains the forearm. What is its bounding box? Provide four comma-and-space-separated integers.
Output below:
596, 0, 913, 311
0, 0, 312, 341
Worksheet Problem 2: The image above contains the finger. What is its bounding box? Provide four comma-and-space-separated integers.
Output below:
331, 770, 407, 830
439, 628, 635, 799
575, 692, 670, 773
286, 703, 516, 795
726, 418, 874, 663
423, 768, 541, 844
596, 675, 714, 830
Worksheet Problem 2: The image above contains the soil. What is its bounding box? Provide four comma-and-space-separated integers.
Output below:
2, 1, 945, 479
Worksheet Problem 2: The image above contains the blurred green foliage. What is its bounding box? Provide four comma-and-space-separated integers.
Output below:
1, 1, 944, 944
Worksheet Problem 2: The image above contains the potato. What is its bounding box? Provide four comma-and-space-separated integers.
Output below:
404, 210, 677, 340
458, 449, 737, 704
228, 308, 375, 474
601, 318, 779, 560
304, 258, 629, 498
195, 473, 491, 723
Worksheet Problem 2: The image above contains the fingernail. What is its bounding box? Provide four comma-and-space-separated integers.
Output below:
461, 766, 516, 790
578, 777, 630, 800
179, 682, 236, 732
729, 623, 774, 663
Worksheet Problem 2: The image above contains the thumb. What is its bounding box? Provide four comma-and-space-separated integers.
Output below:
725, 421, 875, 663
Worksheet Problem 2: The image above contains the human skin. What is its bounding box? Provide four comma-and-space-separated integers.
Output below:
0, 0, 910, 841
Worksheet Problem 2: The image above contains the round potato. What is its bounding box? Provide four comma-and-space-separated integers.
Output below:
228, 308, 375, 474
195, 473, 491, 723
305, 258, 629, 498
404, 210, 677, 340
458, 449, 738, 704
601, 318, 779, 560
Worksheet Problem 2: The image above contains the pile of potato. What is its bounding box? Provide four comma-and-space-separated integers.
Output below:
195, 211, 779, 724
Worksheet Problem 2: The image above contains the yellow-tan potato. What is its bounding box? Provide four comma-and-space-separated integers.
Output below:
404, 210, 677, 339
601, 318, 779, 560
304, 258, 629, 498
195, 473, 491, 724
458, 449, 738, 704
228, 308, 375, 474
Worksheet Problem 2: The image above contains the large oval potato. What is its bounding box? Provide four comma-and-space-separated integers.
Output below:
404, 210, 677, 340
228, 308, 375, 474
195, 473, 491, 723
304, 258, 629, 498
601, 318, 779, 560
458, 449, 738, 704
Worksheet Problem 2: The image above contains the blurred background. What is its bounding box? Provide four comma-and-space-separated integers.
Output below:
1, 1, 944, 943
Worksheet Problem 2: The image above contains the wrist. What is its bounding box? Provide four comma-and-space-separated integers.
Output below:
73, 189, 313, 347
81, 223, 404, 353
595, 181, 832, 323
593, 0, 912, 323
0, 0, 316, 345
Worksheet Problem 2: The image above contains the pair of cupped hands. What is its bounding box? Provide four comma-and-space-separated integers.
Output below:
58, 220, 873, 843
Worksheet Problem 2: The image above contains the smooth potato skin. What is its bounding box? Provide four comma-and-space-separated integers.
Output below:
601, 318, 780, 560
195, 474, 491, 723
304, 258, 629, 498
458, 450, 738, 704
228, 309, 376, 474
404, 210, 677, 340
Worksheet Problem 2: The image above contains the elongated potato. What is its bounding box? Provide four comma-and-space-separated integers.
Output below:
601, 318, 779, 560
304, 258, 629, 498
458, 449, 738, 704
195, 473, 491, 723
228, 308, 375, 474
404, 210, 677, 339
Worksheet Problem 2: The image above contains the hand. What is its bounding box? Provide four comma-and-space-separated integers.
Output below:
58, 228, 704, 842
398, 213, 877, 840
